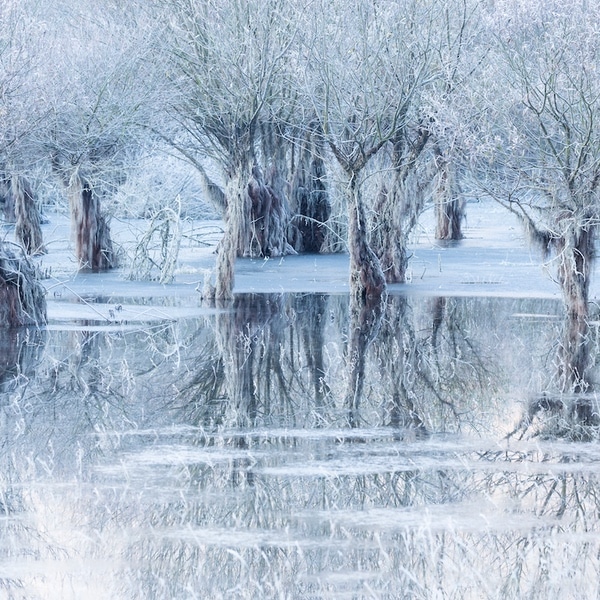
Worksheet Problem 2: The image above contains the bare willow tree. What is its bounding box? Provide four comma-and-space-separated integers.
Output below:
0, 2, 52, 257
368, 0, 441, 283
427, 0, 484, 242
305, 0, 461, 297
304, 0, 406, 304
369, 0, 484, 281
39, 0, 155, 271
471, 0, 600, 391
160, 0, 303, 300
0, 1, 47, 324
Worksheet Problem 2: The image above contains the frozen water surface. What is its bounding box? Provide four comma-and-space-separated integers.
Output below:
2, 201, 600, 598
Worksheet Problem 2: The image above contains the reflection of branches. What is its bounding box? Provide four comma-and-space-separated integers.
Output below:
0, 327, 45, 393
172, 335, 226, 429
210, 293, 339, 431
478, 444, 600, 530
3, 292, 600, 597
372, 295, 494, 433
345, 294, 383, 428
509, 305, 599, 441
508, 393, 600, 442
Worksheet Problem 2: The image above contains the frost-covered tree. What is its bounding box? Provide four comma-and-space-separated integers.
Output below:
160, 0, 303, 300
39, 0, 155, 271
0, 0, 47, 238
304, 0, 453, 296
427, 0, 484, 242
0, 0, 47, 324
472, 0, 600, 390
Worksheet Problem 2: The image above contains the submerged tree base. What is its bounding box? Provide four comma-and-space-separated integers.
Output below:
0, 242, 47, 327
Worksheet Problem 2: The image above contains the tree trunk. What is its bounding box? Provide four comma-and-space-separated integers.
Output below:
67, 172, 115, 272
0, 242, 47, 327
214, 156, 298, 301
345, 172, 385, 421
249, 164, 291, 258
371, 128, 431, 283
348, 173, 386, 306
215, 162, 252, 301
434, 148, 464, 241
436, 196, 465, 241
555, 223, 594, 392
372, 161, 428, 283
254, 122, 295, 257
559, 312, 589, 394
0, 175, 16, 223
13, 175, 46, 255
372, 181, 409, 283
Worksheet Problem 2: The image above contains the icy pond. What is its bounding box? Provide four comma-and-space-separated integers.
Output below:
2, 201, 600, 599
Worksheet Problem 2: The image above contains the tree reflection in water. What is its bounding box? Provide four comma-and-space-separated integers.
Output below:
0, 327, 45, 392
1, 294, 600, 598
511, 300, 600, 442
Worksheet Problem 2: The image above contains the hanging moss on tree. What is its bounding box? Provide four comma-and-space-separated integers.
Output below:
247, 164, 294, 258
13, 175, 46, 256
67, 171, 115, 272
371, 127, 432, 284
290, 134, 330, 253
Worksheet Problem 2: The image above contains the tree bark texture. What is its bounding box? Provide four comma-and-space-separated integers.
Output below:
436, 195, 465, 241
13, 175, 46, 255
372, 182, 409, 284
371, 128, 432, 283
67, 173, 115, 272
0, 242, 47, 327
215, 163, 252, 301
0, 175, 15, 223
434, 150, 464, 241
215, 161, 297, 301
555, 223, 594, 392
247, 165, 293, 258
348, 174, 386, 306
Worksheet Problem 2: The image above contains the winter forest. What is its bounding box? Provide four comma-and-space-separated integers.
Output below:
2, 0, 600, 598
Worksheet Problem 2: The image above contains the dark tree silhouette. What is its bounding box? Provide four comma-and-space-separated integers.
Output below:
290, 128, 331, 253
